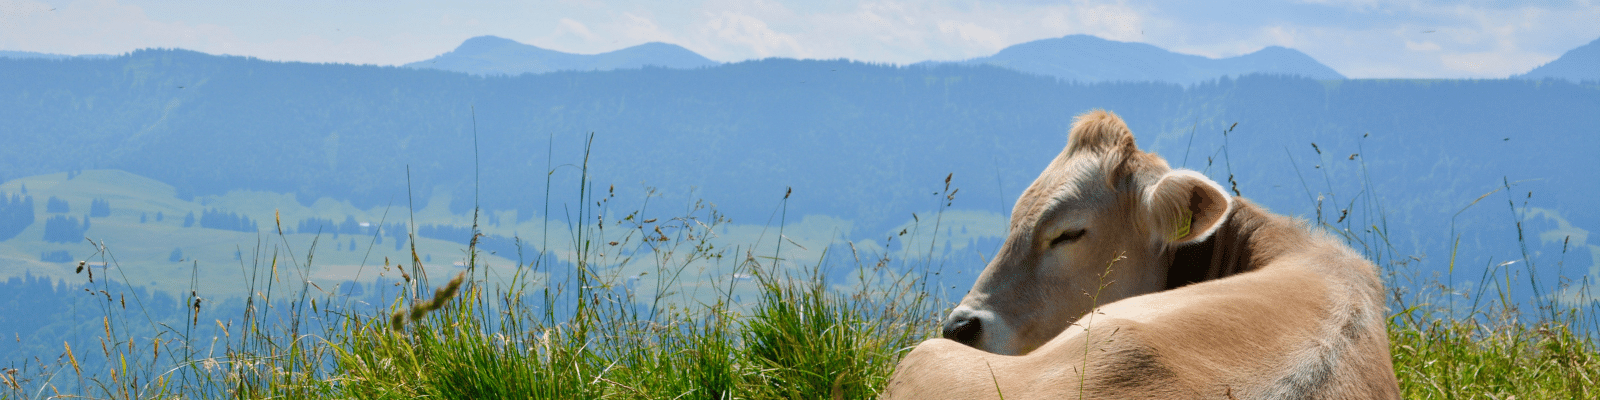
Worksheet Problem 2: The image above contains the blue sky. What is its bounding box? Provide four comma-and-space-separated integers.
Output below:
1, 0, 1595, 78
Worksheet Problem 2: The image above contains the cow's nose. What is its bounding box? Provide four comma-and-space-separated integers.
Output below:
942, 313, 982, 346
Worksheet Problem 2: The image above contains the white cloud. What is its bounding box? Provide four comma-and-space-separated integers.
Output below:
1404, 40, 1441, 52
616, 12, 675, 44
0, 0, 452, 64
1142, 0, 1600, 78
555, 18, 598, 42
700, 11, 807, 59
0, 0, 231, 55
1068, 3, 1145, 42
734, 1, 1157, 63
935, 20, 1006, 51
0, 0, 53, 23
1259, 25, 1302, 49
438, 14, 480, 28
1291, 0, 1384, 12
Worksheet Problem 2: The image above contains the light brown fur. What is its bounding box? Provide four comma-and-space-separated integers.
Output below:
882, 110, 1399, 399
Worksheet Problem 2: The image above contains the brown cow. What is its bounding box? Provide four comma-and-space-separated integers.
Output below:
882, 110, 1399, 399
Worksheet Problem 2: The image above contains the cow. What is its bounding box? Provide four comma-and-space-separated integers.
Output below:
881, 110, 1399, 399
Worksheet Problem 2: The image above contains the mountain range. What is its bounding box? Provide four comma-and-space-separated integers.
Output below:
927, 35, 1345, 84
401, 34, 1598, 83
402, 35, 719, 76
405, 34, 1348, 84
1515, 37, 1600, 83
12, 34, 1593, 83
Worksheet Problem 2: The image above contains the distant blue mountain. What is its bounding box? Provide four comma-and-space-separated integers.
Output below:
932, 35, 1344, 84
1515, 37, 1600, 83
0, 51, 111, 60
404, 35, 719, 76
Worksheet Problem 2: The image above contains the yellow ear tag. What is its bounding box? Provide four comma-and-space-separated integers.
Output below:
1169, 208, 1193, 242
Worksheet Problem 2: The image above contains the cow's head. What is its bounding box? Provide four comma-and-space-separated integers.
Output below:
941, 110, 1233, 355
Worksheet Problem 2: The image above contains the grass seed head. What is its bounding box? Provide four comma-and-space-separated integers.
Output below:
389, 311, 406, 332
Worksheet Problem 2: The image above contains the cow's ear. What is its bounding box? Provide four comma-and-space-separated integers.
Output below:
1144, 170, 1232, 245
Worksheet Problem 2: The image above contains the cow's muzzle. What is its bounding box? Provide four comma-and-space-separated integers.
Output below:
942, 311, 983, 346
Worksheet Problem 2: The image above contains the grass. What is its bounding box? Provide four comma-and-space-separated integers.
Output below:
0, 140, 945, 399
2, 136, 1599, 399
1381, 189, 1600, 399
1390, 306, 1598, 398
1300, 134, 1600, 399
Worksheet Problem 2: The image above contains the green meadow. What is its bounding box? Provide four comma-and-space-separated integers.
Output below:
0, 170, 526, 294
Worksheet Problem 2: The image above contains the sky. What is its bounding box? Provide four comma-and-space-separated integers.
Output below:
0, 0, 1596, 79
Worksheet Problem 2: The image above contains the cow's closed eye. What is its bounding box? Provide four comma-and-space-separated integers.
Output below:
1050, 229, 1087, 247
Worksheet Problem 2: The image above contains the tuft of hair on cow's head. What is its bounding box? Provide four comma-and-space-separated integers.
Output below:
1064, 109, 1137, 157
941, 109, 1234, 355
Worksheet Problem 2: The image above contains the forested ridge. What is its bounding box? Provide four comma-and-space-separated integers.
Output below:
0, 48, 1594, 279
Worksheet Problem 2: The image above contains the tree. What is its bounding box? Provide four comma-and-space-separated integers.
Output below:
89, 198, 110, 217
42, 215, 84, 243
0, 194, 33, 241
200, 208, 257, 232
45, 196, 68, 213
